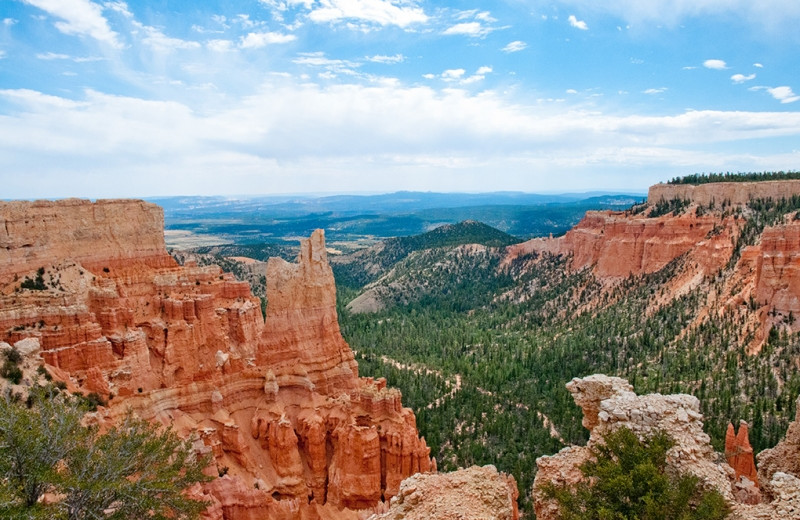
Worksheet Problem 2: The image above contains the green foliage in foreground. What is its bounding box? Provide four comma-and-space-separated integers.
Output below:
0, 388, 211, 520
543, 427, 730, 520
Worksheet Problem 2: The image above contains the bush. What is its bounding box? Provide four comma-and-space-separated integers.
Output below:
0, 388, 211, 519
543, 426, 730, 520
0, 361, 23, 385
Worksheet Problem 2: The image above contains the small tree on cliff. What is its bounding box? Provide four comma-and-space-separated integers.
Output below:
0, 387, 211, 519
543, 426, 730, 520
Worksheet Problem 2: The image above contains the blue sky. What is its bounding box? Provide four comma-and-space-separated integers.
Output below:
1, 0, 799, 198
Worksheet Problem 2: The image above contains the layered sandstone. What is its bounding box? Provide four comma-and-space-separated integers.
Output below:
0, 200, 432, 519
648, 180, 800, 207
751, 222, 800, 316
504, 210, 734, 278
370, 465, 519, 520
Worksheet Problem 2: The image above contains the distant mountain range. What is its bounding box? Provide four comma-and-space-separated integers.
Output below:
150, 191, 644, 246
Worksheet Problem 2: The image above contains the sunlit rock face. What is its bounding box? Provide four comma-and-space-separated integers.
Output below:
0, 199, 432, 519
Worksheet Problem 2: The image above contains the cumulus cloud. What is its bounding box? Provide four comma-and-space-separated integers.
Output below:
2, 84, 800, 197
568, 15, 588, 30
703, 59, 727, 70
308, 0, 427, 28
441, 68, 466, 81
22, 0, 122, 47
731, 73, 756, 83
239, 31, 296, 48
767, 86, 800, 104
502, 40, 527, 53
443, 22, 488, 37
754, 62, 764, 68
3, 18, 18, 26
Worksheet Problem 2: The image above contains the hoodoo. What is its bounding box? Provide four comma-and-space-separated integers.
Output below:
0, 199, 432, 519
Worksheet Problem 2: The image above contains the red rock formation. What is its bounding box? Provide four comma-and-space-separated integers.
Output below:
0, 199, 432, 519
726, 421, 759, 487
648, 180, 800, 207
504, 210, 734, 279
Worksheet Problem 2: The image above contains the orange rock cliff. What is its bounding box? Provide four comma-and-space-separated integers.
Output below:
0, 199, 433, 519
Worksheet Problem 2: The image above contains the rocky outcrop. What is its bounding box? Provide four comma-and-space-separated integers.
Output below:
757, 395, 800, 497
0, 199, 169, 285
532, 374, 800, 519
648, 180, 800, 207
726, 421, 759, 486
258, 230, 359, 396
369, 465, 519, 520
504, 211, 735, 279
751, 222, 800, 316
533, 375, 734, 520
0, 200, 432, 519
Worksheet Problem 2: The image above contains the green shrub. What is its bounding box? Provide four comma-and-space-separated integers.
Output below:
0, 361, 23, 385
0, 388, 211, 518
543, 426, 730, 520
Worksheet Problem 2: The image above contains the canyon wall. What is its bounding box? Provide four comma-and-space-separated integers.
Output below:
648, 180, 800, 206
0, 200, 432, 519
504, 210, 735, 278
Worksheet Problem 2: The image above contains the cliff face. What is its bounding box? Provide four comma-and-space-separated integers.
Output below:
0, 200, 432, 519
648, 180, 800, 206
504, 210, 734, 279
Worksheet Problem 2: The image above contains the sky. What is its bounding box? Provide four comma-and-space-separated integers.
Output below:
1, 0, 799, 198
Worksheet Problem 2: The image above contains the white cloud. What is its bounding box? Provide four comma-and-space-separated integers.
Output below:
136, 24, 201, 51
103, 1, 132, 18
767, 86, 800, 104
703, 59, 727, 70
239, 31, 296, 48
2, 85, 800, 197
36, 52, 71, 60
443, 22, 490, 37
643, 87, 667, 95
568, 15, 588, 30
502, 40, 527, 53
293, 52, 361, 75
207, 39, 234, 52
566, 89, 578, 94
550, 0, 800, 30
441, 69, 466, 81
366, 54, 405, 64
309, 0, 427, 28
422, 73, 435, 79
754, 62, 764, 68
3, 18, 18, 26
0, 50, 5, 59
22, 0, 122, 47
731, 73, 756, 83
476, 66, 492, 75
